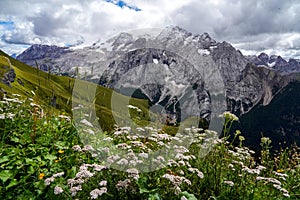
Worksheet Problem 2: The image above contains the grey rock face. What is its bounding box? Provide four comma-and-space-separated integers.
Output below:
1, 67, 16, 87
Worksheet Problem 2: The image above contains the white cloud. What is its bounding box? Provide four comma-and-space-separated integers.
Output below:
0, 0, 300, 58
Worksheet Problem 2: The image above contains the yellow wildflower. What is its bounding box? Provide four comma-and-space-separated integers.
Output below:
55, 157, 62, 163
277, 169, 284, 173
58, 149, 64, 154
39, 173, 45, 180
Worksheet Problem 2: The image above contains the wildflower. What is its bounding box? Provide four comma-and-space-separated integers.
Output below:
117, 158, 129, 165
93, 164, 107, 172
138, 152, 148, 159
277, 169, 284, 173
116, 179, 132, 191
54, 186, 64, 195
99, 180, 107, 187
117, 143, 130, 149
126, 168, 139, 180
80, 119, 94, 127
85, 129, 95, 135
235, 130, 241, 136
283, 193, 290, 198
70, 185, 82, 196
174, 186, 181, 195
82, 145, 94, 152
273, 184, 282, 190
58, 115, 71, 121
223, 181, 234, 187
90, 187, 107, 199
45, 177, 55, 185
107, 155, 121, 164
157, 156, 166, 162
257, 165, 266, 171
58, 149, 64, 154
261, 137, 271, 145
75, 169, 94, 178
178, 160, 186, 166
238, 136, 245, 141
103, 137, 113, 141
136, 127, 145, 132
221, 111, 239, 121
72, 145, 82, 152
39, 173, 45, 180
53, 172, 65, 178
188, 168, 204, 178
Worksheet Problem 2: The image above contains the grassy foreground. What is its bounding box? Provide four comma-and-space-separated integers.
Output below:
0, 95, 300, 200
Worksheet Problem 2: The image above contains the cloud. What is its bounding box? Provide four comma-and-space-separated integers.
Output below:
0, 0, 300, 58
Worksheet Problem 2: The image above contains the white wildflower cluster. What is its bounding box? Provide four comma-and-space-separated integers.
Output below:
188, 168, 204, 179
126, 168, 139, 180
66, 163, 107, 197
0, 113, 15, 119
80, 119, 94, 127
3, 97, 24, 104
58, 115, 71, 121
223, 180, 234, 187
90, 187, 108, 199
116, 179, 132, 191
54, 186, 64, 195
162, 173, 192, 195
273, 171, 288, 181
82, 145, 95, 152
72, 145, 82, 152
45, 172, 65, 186
127, 105, 142, 112
220, 111, 239, 121
256, 176, 290, 197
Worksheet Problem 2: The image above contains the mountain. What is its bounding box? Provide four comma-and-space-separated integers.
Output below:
247, 52, 300, 75
15, 26, 300, 148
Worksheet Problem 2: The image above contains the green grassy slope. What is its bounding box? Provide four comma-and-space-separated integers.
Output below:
0, 50, 150, 131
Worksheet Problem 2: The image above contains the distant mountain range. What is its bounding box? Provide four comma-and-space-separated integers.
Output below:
247, 52, 300, 75
14, 26, 300, 149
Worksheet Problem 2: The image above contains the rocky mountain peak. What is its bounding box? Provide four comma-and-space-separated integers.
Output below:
16, 44, 70, 61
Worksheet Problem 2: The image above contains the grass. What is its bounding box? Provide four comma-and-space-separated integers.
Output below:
0, 96, 300, 199
0, 50, 150, 132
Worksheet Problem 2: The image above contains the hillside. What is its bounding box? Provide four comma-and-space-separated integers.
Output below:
0, 50, 150, 131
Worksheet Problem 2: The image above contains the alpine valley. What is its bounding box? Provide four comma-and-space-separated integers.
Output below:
3, 26, 300, 150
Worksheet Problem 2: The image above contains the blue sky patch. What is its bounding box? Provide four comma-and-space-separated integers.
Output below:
105, 0, 141, 11
0, 21, 15, 30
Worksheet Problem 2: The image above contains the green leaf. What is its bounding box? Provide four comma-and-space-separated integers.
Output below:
0, 170, 13, 183
55, 141, 68, 149
6, 179, 19, 190
0, 156, 10, 164
44, 154, 57, 161
10, 137, 20, 143
148, 193, 160, 200
28, 166, 35, 174
181, 191, 197, 200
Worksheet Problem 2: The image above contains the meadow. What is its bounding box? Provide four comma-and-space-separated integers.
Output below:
0, 95, 300, 200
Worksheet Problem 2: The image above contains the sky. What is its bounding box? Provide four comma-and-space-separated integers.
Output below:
1, 0, 300, 59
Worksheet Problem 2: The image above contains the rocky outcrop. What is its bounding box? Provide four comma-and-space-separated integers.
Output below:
1, 67, 16, 87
